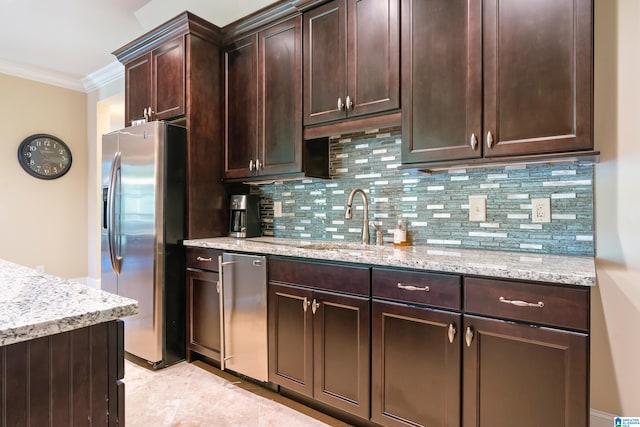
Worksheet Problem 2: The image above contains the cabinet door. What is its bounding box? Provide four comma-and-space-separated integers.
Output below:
401, 0, 482, 164
152, 37, 185, 121
313, 289, 370, 419
125, 53, 151, 126
303, 0, 347, 125
371, 301, 461, 427
268, 283, 314, 398
186, 269, 221, 362
224, 34, 258, 178
463, 315, 588, 427
347, 0, 400, 118
258, 16, 303, 176
483, 0, 593, 157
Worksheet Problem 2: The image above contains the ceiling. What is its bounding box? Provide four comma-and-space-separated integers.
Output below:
0, 0, 277, 92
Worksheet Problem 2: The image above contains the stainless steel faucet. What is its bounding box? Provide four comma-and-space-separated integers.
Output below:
345, 188, 370, 244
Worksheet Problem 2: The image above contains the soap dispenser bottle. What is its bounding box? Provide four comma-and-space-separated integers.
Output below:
393, 214, 407, 247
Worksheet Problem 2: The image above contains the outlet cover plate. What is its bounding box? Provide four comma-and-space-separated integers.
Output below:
469, 195, 487, 222
273, 201, 282, 218
532, 198, 551, 223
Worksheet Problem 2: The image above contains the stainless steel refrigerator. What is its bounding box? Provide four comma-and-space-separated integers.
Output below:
101, 121, 186, 368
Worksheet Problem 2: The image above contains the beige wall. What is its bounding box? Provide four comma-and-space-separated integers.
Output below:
592, 0, 640, 416
0, 73, 87, 279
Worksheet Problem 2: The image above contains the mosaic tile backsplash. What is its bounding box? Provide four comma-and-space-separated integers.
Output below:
252, 127, 595, 256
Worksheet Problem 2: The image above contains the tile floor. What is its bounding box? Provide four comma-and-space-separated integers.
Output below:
124, 359, 351, 426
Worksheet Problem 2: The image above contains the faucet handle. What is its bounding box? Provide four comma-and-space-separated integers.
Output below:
370, 222, 384, 246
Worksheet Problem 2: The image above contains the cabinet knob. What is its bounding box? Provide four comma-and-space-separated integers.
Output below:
311, 298, 320, 315
447, 323, 457, 344
470, 133, 478, 150
256, 159, 261, 171
302, 297, 311, 312
337, 97, 344, 111
249, 159, 254, 171
465, 326, 474, 347
345, 95, 353, 110
486, 131, 494, 149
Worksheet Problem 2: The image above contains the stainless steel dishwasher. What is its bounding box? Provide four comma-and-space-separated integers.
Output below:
219, 252, 268, 382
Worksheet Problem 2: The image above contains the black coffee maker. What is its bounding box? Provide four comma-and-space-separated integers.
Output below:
229, 194, 261, 238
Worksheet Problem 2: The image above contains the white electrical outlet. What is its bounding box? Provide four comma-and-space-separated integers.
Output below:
469, 195, 487, 222
531, 198, 551, 223
273, 201, 283, 218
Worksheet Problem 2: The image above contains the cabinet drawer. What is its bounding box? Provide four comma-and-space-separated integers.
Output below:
464, 277, 589, 331
372, 268, 461, 310
185, 247, 222, 271
269, 257, 370, 297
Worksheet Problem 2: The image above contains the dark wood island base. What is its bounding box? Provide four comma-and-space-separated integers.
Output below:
0, 320, 125, 427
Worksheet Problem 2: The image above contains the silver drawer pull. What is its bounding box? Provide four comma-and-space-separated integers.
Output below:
499, 296, 544, 308
196, 256, 212, 262
397, 283, 430, 292
465, 326, 474, 347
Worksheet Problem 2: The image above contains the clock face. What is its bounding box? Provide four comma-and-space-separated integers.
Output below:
18, 134, 72, 180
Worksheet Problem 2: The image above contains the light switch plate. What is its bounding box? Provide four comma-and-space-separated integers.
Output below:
273, 201, 282, 218
469, 195, 487, 222
531, 198, 551, 223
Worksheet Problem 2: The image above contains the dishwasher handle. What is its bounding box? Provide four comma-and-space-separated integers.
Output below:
218, 255, 226, 371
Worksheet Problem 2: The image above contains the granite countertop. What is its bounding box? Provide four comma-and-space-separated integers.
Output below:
0, 259, 138, 347
184, 236, 596, 287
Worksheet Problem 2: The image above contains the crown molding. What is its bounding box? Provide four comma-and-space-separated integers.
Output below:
0, 58, 86, 92
0, 58, 123, 93
81, 61, 124, 92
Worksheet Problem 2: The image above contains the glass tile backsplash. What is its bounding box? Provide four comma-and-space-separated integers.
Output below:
252, 127, 594, 256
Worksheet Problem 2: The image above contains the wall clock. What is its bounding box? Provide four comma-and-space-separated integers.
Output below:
17, 134, 72, 180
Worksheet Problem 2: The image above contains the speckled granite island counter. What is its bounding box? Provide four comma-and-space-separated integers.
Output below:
183, 236, 596, 286
0, 258, 138, 426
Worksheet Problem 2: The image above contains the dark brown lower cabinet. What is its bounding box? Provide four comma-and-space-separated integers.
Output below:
185, 247, 223, 363
371, 300, 461, 427
462, 315, 588, 427
0, 320, 124, 426
186, 268, 221, 362
268, 282, 370, 420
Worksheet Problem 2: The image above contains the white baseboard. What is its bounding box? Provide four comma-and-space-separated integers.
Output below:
592, 408, 614, 427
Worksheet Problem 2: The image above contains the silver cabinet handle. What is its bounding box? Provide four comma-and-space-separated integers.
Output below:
249, 159, 254, 171
447, 323, 457, 344
311, 298, 320, 315
216, 281, 221, 294
470, 133, 478, 150
337, 97, 344, 111
256, 159, 261, 171
196, 256, 212, 262
465, 326, 474, 347
397, 283, 430, 292
346, 95, 353, 110
486, 131, 494, 148
302, 297, 310, 312
499, 296, 544, 308
218, 255, 226, 371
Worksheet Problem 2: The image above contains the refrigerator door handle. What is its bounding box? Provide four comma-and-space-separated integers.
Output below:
107, 151, 123, 274
218, 255, 226, 371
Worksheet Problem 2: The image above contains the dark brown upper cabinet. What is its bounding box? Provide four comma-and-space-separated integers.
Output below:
114, 12, 228, 240
303, 0, 400, 126
123, 37, 185, 126
402, 0, 594, 165
224, 16, 303, 180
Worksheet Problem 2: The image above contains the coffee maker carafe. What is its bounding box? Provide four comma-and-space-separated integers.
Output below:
229, 195, 261, 238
